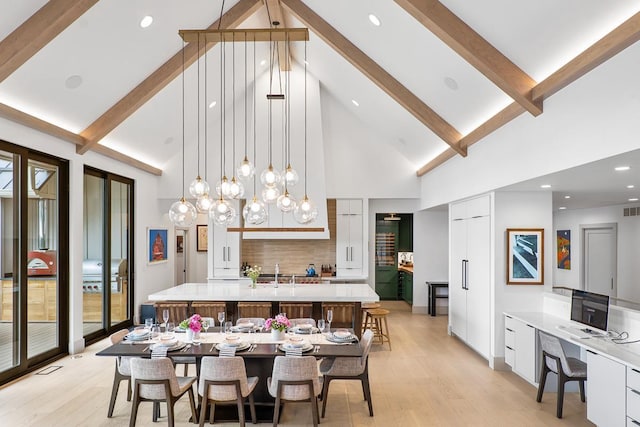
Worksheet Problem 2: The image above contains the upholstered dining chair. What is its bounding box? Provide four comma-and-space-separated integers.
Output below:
319, 329, 374, 417
289, 318, 317, 327
197, 356, 258, 427
107, 328, 133, 417
536, 330, 587, 418
129, 357, 198, 427
268, 355, 323, 427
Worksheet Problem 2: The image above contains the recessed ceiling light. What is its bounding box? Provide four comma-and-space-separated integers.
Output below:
65, 75, 83, 89
559, 207, 567, 210
208, 101, 217, 109
540, 184, 551, 189
140, 15, 153, 28
351, 99, 360, 107
628, 185, 635, 189
630, 198, 639, 202
368, 14, 381, 26
615, 166, 631, 171
564, 195, 571, 199
444, 77, 458, 90
260, 59, 267, 66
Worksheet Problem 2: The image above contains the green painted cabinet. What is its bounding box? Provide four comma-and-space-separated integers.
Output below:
402, 271, 413, 304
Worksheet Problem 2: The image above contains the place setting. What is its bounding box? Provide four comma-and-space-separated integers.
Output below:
289, 323, 321, 335
213, 334, 252, 355
325, 328, 359, 344
278, 335, 315, 356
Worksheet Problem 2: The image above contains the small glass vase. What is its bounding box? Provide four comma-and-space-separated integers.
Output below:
271, 328, 285, 342
185, 329, 200, 342
250, 278, 257, 289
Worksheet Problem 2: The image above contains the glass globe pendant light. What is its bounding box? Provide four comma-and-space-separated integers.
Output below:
228, 176, 245, 199
189, 34, 210, 200
277, 190, 296, 212
283, 164, 299, 187
196, 193, 213, 212
237, 156, 255, 180
243, 195, 268, 225
237, 42, 255, 181
169, 43, 197, 227
209, 196, 235, 226
215, 175, 231, 197
189, 175, 209, 198
260, 164, 281, 188
261, 185, 280, 204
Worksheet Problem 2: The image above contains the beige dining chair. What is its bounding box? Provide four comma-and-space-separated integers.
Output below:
319, 329, 374, 417
268, 355, 323, 427
198, 356, 258, 427
107, 328, 133, 417
129, 357, 198, 427
536, 330, 587, 418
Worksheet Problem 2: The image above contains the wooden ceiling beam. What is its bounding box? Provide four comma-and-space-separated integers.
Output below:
77, 0, 262, 155
532, 12, 640, 101
395, 0, 542, 117
281, 0, 466, 156
416, 12, 640, 178
0, 0, 98, 84
0, 103, 161, 175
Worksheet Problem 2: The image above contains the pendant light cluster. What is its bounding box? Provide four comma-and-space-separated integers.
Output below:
169, 18, 317, 229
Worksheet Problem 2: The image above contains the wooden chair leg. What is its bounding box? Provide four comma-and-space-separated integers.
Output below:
129, 385, 140, 427
556, 374, 566, 418
237, 395, 246, 427
108, 364, 121, 417
536, 363, 549, 403
273, 394, 281, 427
152, 402, 160, 422
321, 376, 332, 418
362, 371, 374, 416
248, 393, 257, 424
383, 316, 391, 350
167, 398, 175, 427
310, 395, 320, 427
579, 380, 586, 402
198, 395, 208, 427
126, 378, 132, 401
188, 387, 198, 425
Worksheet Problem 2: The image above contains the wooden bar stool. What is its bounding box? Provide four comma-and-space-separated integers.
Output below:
360, 302, 381, 331
364, 308, 391, 350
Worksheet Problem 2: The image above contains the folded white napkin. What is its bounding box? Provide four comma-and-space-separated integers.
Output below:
285, 347, 303, 357
219, 347, 236, 357
151, 347, 168, 358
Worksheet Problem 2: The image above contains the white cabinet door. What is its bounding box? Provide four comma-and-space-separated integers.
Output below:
336, 213, 351, 268
513, 320, 537, 384
587, 350, 626, 427
336, 199, 363, 275
449, 218, 467, 340
465, 215, 490, 359
348, 214, 363, 269
212, 226, 240, 277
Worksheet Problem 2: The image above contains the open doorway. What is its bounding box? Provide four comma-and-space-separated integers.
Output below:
175, 228, 189, 285
374, 213, 413, 301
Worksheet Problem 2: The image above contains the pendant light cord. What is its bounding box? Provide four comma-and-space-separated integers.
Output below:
304, 39, 308, 196
196, 33, 201, 177
204, 35, 208, 182
181, 42, 186, 198
252, 34, 257, 195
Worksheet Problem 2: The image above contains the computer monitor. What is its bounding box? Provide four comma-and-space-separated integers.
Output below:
570, 289, 610, 334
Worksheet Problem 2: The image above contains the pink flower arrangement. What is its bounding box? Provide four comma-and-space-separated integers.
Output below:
265, 313, 290, 332
179, 314, 203, 332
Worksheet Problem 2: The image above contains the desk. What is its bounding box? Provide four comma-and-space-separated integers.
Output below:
426, 282, 448, 316
504, 311, 640, 426
97, 332, 361, 423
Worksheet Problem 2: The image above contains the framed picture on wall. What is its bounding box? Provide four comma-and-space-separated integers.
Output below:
506, 228, 544, 285
196, 225, 208, 252
557, 230, 570, 269
148, 228, 168, 264
176, 235, 184, 253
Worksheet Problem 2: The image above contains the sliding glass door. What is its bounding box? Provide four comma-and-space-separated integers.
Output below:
0, 141, 68, 384
83, 167, 133, 341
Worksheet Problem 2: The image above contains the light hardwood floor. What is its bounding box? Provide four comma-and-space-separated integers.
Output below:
0, 301, 593, 426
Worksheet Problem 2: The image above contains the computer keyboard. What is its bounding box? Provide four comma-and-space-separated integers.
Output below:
555, 325, 592, 339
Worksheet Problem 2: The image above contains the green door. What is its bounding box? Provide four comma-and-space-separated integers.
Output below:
375, 219, 399, 300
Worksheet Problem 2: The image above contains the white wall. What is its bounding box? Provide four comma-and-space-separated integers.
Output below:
0, 116, 168, 352
553, 204, 640, 303
413, 209, 448, 313
420, 41, 640, 210
492, 191, 553, 358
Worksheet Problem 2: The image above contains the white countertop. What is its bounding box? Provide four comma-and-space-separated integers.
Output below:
148, 282, 380, 303
505, 311, 640, 371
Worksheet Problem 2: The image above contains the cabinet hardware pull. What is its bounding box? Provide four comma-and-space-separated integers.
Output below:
505, 346, 513, 350
633, 368, 640, 374
527, 325, 534, 328
346, 247, 349, 261
586, 350, 596, 355
505, 315, 512, 319
631, 419, 640, 426
632, 389, 640, 396
506, 328, 513, 332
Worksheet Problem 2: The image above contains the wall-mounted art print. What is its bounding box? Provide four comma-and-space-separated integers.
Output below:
196, 225, 208, 252
507, 228, 544, 285
148, 228, 168, 264
557, 230, 571, 270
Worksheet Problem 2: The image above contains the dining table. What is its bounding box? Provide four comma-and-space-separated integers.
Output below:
97, 328, 362, 423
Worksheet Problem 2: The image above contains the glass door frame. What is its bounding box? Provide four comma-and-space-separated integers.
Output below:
83, 167, 134, 344
0, 140, 69, 385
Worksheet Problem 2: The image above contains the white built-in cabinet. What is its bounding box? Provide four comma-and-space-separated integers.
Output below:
449, 194, 491, 359
504, 315, 537, 385
586, 350, 626, 427
336, 199, 363, 276
209, 203, 240, 278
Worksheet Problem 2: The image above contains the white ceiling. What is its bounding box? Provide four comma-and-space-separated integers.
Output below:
1, 1, 640, 206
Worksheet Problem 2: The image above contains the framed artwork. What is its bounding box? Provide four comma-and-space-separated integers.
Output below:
197, 224, 208, 252
557, 230, 571, 270
148, 228, 168, 264
506, 228, 544, 285
176, 235, 184, 253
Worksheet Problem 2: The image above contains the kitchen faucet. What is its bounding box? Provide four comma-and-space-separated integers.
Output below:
274, 263, 279, 288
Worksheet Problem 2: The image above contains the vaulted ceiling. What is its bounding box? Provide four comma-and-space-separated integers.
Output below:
1, 0, 639, 179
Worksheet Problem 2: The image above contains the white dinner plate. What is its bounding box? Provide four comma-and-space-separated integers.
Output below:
150, 341, 186, 352
278, 342, 314, 352
215, 341, 251, 351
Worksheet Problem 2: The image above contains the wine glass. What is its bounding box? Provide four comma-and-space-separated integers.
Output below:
224, 321, 233, 335
202, 318, 212, 337
217, 312, 226, 330
166, 322, 175, 338
162, 309, 170, 329
144, 318, 153, 333
317, 319, 326, 333
256, 318, 265, 332
326, 310, 333, 332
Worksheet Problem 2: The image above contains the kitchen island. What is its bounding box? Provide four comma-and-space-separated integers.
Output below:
148, 281, 379, 336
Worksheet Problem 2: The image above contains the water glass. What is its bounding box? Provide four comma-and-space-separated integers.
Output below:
202, 318, 213, 336
218, 311, 226, 327
166, 322, 175, 337
144, 318, 153, 332
224, 321, 233, 335
151, 326, 161, 340
317, 319, 326, 333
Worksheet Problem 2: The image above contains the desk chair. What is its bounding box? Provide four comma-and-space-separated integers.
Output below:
198, 356, 258, 427
536, 331, 587, 418
129, 357, 198, 427
268, 356, 323, 427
